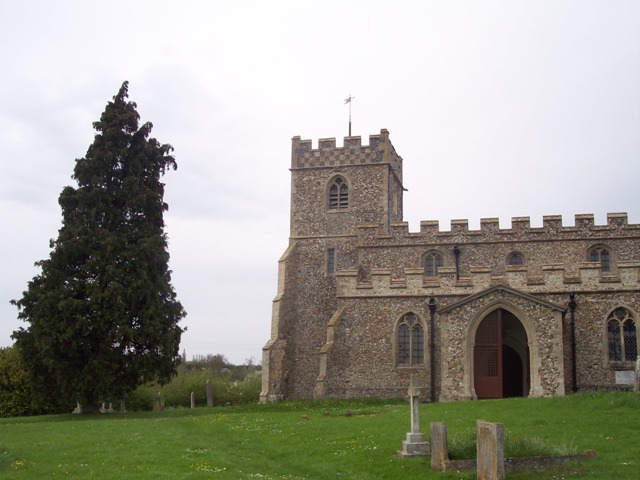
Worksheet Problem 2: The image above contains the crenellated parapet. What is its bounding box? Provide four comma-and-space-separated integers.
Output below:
291, 128, 403, 180
336, 260, 640, 298
357, 213, 639, 244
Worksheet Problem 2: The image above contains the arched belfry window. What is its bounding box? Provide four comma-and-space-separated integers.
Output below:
588, 245, 611, 272
397, 313, 425, 366
607, 307, 637, 362
423, 251, 444, 277
328, 176, 348, 209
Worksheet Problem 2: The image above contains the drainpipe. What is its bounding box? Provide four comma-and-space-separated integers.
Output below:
453, 246, 461, 280
568, 293, 578, 393
428, 298, 437, 402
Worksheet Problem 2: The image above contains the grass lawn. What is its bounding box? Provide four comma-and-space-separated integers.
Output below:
1, 391, 638, 479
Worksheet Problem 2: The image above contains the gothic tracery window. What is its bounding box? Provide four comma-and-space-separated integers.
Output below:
397, 313, 425, 366
328, 176, 348, 209
607, 308, 637, 362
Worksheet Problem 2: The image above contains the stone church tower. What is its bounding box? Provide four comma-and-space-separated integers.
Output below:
261, 130, 640, 402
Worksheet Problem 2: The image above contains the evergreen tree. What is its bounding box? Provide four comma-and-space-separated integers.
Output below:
12, 82, 186, 412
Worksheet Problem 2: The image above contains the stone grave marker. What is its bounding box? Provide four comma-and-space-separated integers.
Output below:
615, 370, 635, 386
430, 422, 448, 471
398, 374, 430, 457
476, 420, 504, 480
153, 391, 163, 411
206, 379, 214, 407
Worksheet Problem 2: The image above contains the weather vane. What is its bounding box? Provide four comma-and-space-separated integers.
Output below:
344, 94, 355, 136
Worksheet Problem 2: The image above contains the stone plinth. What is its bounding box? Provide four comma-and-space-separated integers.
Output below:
399, 433, 429, 456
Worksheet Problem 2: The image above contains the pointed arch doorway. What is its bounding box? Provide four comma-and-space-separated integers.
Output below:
474, 308, 530, 399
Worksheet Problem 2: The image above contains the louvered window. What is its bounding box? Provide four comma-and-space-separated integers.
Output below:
328, 177, 348, 209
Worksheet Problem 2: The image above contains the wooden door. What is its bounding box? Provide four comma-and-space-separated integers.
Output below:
474, 310, 503, 399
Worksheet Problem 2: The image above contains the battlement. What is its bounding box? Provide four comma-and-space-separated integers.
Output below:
356, 213, 639, 243
421, 213, 634, 233
291, 128, 403, 176
336, 260, 640, 298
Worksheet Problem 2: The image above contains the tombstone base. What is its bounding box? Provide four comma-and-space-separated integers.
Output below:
397, 432, 430, 457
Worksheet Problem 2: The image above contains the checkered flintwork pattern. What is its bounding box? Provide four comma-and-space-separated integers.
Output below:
291, 129, 401, 172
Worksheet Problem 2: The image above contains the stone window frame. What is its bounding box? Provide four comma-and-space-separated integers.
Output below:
603, 306, 638, 368
423, 250, 444, 277
394, 312, 427, 367
326, 247, 336, 276
506, 251, 525, 266
327, 174, 350, 210
587, 244, 614, 273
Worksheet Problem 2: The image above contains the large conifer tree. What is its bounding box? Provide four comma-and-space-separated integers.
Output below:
12, 82, 185, 412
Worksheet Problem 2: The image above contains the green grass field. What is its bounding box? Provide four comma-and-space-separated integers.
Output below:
1, 392, 638, 479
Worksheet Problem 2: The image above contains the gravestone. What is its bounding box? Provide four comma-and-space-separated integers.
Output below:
153, 391, 163, 411
615, 370, 635, 386
398, 374, 430, 457
120, 399, 126, 413
190, 391, 195, 409
476, 421, 504, 480
635, 356, 640, 392
206, 380, 214, 407
430, 422, 448, 471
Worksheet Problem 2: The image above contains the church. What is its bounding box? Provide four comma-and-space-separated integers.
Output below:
260, 129, 640, 402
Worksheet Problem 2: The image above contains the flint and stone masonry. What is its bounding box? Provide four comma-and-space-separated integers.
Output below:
261, 129, 640, 402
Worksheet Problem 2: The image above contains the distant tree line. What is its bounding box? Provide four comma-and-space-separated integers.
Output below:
0, 345, 262, 417
180, 353, 260, 379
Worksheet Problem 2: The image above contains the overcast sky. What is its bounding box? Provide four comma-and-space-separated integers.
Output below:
1, 1, 638, 364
